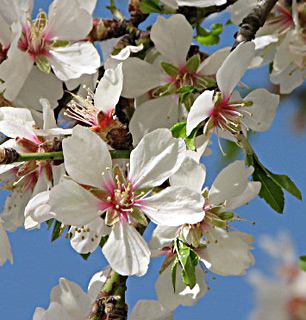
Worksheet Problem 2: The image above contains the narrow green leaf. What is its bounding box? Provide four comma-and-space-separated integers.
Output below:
46, 218, 54, 230
265, 171, 302, 200
185, 54, 201, 74
51, 220, 62, 242
139, 0, 162, 13
299, 256, 306, 272
80, 253, 91, 261
160, 61, 180, 78
99, 235, 109, 248
170, 122, 198, 151
176, 85, 195, 94
171, 259, 178, 292
252, 165, 285, 214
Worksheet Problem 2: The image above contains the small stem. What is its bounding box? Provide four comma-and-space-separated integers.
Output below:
0, 149, 131, 165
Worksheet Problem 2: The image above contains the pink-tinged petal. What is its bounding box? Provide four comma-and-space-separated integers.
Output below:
102, 220, 150, 276
70, 217, 110, 254
150, 14, 193, 66
94, 64, 123, 113
0, 0, 33, 26
129, 129, 185, 189
50, 180, 102, 227
47, 0, 92, 40
50, 278, 91, 319
141, 186, 205, 226
170, 157, 206, 193
121, 58, 163, 98
49, 42, 100, 81
216, 42, 255, 98
130, 300, 173, 320
156, 265, 207, 311
186, 90, 214, 136
198, 47, 230, 75
200, 228, 254, 276
208, 160, 253, 206
242, 88, 279, 132
222, 181, 261, 211
0, 218, 13, 266
63, 126, 112, 189
129, 96, 179, 146
14, 67, 63, 111
0, 23, 33, 101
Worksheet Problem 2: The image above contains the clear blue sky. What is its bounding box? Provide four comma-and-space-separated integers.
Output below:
1, 1, 306, 319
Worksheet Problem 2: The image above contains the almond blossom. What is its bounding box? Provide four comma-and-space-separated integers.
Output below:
0, 0, 100, 108
49, 127, 205, 276
0, 217, 13, 266
186, 41, 279, 143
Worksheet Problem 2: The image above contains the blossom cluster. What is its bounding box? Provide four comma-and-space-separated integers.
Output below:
0, 0, 303, 319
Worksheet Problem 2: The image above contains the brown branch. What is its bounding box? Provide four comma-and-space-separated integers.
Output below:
232, 0, 278, 50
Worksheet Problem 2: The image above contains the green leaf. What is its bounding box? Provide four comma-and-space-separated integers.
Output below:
99, 235, 109, 248
51, 220, 62, 242
46, 218, 54, 230
265, 171, 302, 200
299, 255, 306, 272
160, 61, 180, 78
35, 54, 51, 73
185, 54, 201, 74
139, 0, 162, 13
170, 122, 199, 151
80, 253, 91, 261
176, 85, 195, 94
171, 259, 178, 292
252, 163, 285, 214
196, 23, 224, 46
51, 40, 70, 48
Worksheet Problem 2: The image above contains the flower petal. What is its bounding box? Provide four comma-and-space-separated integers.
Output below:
129, 129, 185, 188
150, 14, 193, 66
216, 42, 255, 98
94, 63, 123, 113
102, 220, 150, 276
62, 126, 112, 188
130, 300, 173, 320
141, 186, 205, 226
0, 218, 13, 266
186, 90, 214, 136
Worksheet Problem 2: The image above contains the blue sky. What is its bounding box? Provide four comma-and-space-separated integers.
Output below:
1, 1, 306, 319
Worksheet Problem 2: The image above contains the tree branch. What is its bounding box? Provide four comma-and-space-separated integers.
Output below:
232, 0, 278, 50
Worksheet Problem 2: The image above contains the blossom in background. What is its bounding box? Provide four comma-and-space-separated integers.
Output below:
0, 0, 100, 109
49, 127, 205, 276
186, 41, 279, 145
0, 100, 67, 231
249, 232, 306, 320
0, 218, 13, 266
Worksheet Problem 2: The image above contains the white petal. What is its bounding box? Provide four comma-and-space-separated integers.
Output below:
242, 88, 279, 131
40, 99, 58, 130
94, 63, 123, 113
198, 47, 230, 75
50, 180, 101, 227
50, 278, 91, 319
0, 218, 13, 266
47, 0, 93, 40
87, 266, 111, 303
63, 126, 112, 188
273, 32, 293, 72
178, 0, 226, 6
216, 42, 255, 98
70, 217, 110, 254
0, 23, 33, 101
200, 228, 254, 276
186, 90, 214, 136
170, 157, 206, 193
141, 186, 205, 226
129, 96, 179, 146
111, 44, 144, 60
75, 0, 97, 14
33, 302, 73, 320
121, 58, 162, 98
14, 66, 63, 111
49, 42, 100, 81
0, 0, 33, 25
102, 220, 150, 276
150, 14, 193, 66
208, 160, 253, 206
222, 181, 261, 211
129, 129, 185, 188
130, 300, 173, 320
156, 265, 207, 311
0, 15, 12, 47
149, 225, 178, 256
